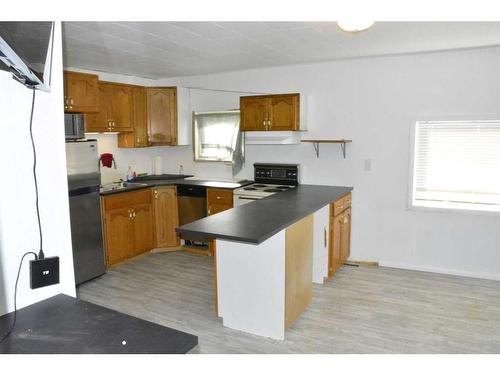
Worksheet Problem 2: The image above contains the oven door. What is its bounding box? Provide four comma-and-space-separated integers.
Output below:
233, 194, 261, 207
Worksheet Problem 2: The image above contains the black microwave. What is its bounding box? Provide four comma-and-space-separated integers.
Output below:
65, 113, 85, 140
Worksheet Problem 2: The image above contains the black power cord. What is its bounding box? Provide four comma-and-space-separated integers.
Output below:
28, 87, 44, 260
0, 87, 44, 343
0, 252, 38, 343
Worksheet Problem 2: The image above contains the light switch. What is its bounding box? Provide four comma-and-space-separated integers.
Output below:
364, 159, 372, 172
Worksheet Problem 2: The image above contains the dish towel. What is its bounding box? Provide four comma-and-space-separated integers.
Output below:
99, 153, 116, 169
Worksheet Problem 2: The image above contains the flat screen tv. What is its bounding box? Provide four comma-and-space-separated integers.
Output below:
0, 22, 54, 91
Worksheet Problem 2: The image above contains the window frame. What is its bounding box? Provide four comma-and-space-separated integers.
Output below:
192, 110, 243, 163
408, 115, 500, 216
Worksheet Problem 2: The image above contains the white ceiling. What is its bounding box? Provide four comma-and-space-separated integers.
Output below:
62, 22, 500, 79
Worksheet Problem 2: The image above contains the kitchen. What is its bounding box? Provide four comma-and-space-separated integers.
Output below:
2, 16, 500, 362
65, 67, 353, 340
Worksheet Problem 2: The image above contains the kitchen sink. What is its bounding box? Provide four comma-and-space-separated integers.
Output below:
100, 181, 148, 192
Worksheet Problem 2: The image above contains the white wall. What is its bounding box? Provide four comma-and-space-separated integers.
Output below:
0, 23, 76, 315
82, 46, 500, 281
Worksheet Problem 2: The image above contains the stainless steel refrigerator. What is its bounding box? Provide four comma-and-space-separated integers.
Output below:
66, 140, 106, 284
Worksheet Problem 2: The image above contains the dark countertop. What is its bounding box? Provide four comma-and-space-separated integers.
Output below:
0, 294, 198, 354
100, 176, 253, 196
176, 185, 353, 244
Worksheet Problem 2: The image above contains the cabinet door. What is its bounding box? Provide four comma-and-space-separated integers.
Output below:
207, 188, 233, 216
104, 207, 134, 266
328, 213, 343, 277
152, 186, 179, 248
147, 88, 177, 146
110, 84, 134, 131
64, 71, 99, 113
269, 94, 299, 131
85, 83, 112, 132
341, 208, 351, 262
131, 203, 154, 256
240, 96, 269, 131
118, 86, 148, 148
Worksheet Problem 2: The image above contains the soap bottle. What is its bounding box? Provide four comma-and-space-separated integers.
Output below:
126, 166, 134, 182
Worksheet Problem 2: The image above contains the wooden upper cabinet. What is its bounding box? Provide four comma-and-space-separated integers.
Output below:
85, 82, 133, 133
240, 96, 270, 131
85, 83, 112, 132
152, 186, 179, 248
63, 71, 98, 113
269, 94, 299, 131
118, 86, 148, 148
110, 84, 134, 131
147, 87, 177, 146
240, 93, 300, 131
207, 188, 233, 216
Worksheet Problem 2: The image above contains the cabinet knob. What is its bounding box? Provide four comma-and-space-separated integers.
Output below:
216, 196, 222, 200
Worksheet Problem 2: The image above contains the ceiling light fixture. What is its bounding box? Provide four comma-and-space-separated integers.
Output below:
337, 20, 374, 33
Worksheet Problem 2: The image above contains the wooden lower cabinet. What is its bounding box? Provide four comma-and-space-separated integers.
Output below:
103, 207, 135, 265
328, 193, 352, 277
152, 186, 180, 248
102, 189, 154, 267
341, 207, 352, 261
207, 188, 233, 216
132, 203, 154, 255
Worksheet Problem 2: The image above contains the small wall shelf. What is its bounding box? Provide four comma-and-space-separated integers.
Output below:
301, 139, 352, 158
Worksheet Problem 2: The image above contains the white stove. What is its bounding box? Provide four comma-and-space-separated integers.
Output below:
233, 163, 299, 206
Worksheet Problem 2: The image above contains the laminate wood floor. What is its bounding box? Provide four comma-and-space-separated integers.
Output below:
77, 251, 500, 353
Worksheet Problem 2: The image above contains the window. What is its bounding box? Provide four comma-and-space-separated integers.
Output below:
411, 120, 500, 213
193, 110, 244, 162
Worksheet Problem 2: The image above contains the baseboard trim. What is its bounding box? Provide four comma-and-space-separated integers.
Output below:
379, 261, 500, 282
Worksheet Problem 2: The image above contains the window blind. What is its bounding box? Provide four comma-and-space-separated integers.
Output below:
193, 110, 242, 162
412, 120, 500, 211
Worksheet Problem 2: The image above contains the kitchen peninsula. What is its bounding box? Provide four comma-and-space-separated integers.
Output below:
177, 185, 353, 340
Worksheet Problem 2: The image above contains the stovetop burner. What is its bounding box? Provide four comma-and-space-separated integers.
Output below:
243, 187, 257, 191
253, 184, 268, 188
277, 186, 292, 189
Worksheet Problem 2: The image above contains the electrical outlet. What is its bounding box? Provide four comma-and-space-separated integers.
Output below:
30, 256, 60, 289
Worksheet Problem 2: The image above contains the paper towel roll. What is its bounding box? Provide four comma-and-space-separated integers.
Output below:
154, 156, 162, 175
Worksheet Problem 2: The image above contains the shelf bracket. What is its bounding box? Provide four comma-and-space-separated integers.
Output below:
313, 142, 320, 158
302, 139, 351, 159
340, 142, 346, 159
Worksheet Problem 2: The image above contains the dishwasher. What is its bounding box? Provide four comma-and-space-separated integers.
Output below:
177, 185, 209, 249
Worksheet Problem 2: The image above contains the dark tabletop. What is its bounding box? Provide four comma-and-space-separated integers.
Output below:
176, 185, 353, 244
0, 294, 198, 354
